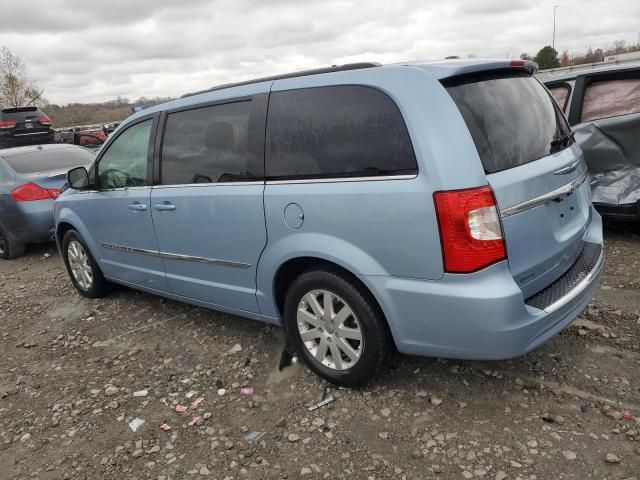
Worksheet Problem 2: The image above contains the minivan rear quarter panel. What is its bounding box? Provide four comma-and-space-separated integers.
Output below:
256, 66, 496, 317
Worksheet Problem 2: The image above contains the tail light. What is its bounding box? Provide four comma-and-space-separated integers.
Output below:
11, 183, 60, 202
38, 117, 52, 125
0, 120, 16, 129
434, 186, 506, 273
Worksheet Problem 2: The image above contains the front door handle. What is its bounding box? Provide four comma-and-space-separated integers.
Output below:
128, 203, 147, 211
153, 202, 176, 211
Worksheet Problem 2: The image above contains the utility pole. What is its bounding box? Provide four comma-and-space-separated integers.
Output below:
553, 5, 559, 51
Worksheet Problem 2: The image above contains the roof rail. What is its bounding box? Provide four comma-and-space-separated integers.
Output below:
181, 62, 382, 98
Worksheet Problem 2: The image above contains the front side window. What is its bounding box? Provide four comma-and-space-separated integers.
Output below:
581, 77, 640, 123
97, 119, 152, 189
161, 100, 262, 185
266, 85, 417, 180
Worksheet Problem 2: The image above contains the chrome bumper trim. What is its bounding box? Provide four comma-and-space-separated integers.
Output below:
501, 170, 588, 218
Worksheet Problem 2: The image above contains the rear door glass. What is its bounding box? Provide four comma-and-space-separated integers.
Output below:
443, 71, 571, 174
4, 147, 94, 174
580, 78, 640, 122
160, 99, 264, 184
548, 84, 570, 111
266, 85, 417, 180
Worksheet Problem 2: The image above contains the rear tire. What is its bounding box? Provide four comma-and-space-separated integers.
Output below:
0, 225, 26, 260
283, 268, 391, 387
62, 230, 110, 298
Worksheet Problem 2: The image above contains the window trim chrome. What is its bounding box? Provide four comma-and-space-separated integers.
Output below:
500, 170, 588, 218
265, 174, 417, 185
152, 181, 264, 189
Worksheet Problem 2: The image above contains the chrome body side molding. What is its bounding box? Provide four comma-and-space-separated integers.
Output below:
101, 243, 251, 269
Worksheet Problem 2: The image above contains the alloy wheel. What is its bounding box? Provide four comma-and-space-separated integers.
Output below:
296, 289, 364, 370
67, 240, 93, 290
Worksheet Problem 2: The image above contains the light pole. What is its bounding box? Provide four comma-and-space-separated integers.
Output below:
553, 5, 559, 51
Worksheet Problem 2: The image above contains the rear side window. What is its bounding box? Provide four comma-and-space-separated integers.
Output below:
444, 71, 571, 174
548, 84, 570, 111
160, 99, 264, 185
4, 147, 94, 174
581, 78, 640, 123
266, 86, 417, 180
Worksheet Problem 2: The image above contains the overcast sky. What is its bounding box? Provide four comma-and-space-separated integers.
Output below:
1, 0, 639, 105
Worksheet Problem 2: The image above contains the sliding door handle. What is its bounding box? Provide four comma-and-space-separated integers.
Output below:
128, 203, 147, 211
153, 202, 176, 211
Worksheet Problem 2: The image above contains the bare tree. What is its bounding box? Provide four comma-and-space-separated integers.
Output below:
0, 46, 46, 107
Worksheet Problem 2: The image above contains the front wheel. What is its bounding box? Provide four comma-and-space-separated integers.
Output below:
283, 268, 392, 387
62, 230, 110, 298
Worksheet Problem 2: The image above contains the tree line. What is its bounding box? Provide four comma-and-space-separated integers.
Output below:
2, 39, 639, 127
45, 96, 174, 129
521, 39, 640, 70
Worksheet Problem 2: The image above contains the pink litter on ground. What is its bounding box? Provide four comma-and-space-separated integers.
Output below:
161, 398, 169, 407
188, 416, 202, 426
191, 397, 205, 407
174, 404, 187, 413
240, 387, 254, 396
621, 410, 635, 420
159, 423, 172, 431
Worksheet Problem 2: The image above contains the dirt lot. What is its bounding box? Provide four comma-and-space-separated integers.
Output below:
0, 221, 638, 480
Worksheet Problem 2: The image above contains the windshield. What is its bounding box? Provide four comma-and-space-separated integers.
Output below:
443, 70, 572, 174
4, 147, 94, 174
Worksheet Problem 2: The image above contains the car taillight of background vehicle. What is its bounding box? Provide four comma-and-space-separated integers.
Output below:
11, 183, 60, 202
38, 117, 52, 126
0, 120, 16, 129
434, 186, 506, 273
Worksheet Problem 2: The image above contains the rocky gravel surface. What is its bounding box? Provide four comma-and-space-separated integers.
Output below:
0, 220, 638, 480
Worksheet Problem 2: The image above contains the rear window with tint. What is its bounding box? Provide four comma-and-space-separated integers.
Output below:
581, 78, 640, 123
266, 86, 417, 180
3, 147, 94, 174
548, 84, 570, 111
444, 71, 571, 174
1, 107, 44, 121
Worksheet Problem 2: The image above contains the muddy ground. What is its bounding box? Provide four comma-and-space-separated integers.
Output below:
0, 221, 638, 480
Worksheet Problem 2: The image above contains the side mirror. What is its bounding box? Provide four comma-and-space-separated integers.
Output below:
67, 166, 90, 190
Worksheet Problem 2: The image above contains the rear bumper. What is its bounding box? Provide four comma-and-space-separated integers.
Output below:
362, 208, 604, 360
594, 201, 639, 221
0, 197, 56, 244
0, 130, 54, 147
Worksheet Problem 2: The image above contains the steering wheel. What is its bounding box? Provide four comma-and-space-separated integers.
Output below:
100, 168, 138, 188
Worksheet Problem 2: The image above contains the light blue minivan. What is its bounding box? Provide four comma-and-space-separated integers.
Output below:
55, 59, 604, 386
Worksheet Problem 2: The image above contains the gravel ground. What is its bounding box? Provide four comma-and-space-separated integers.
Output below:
0, 220, 638, 480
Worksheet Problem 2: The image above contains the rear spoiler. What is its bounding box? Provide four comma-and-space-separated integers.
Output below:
421, 59, 539, 81
2, 106, 38, 114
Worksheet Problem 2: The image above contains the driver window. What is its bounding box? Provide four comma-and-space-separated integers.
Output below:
97, 119, 152, 189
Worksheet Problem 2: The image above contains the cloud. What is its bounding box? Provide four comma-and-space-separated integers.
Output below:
1, 0, 638, 104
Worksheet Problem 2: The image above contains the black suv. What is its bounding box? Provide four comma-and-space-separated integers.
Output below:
0, 106, 55, 149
